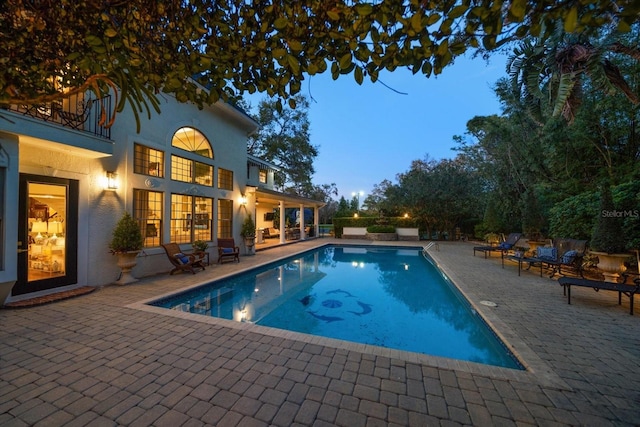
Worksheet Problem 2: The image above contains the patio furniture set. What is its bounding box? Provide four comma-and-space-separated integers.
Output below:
474, 233, 639, 315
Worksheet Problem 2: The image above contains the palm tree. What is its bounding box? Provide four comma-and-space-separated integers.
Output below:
508, 25, 639, 123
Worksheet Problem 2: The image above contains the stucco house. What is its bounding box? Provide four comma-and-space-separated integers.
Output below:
0, 89, 324, 306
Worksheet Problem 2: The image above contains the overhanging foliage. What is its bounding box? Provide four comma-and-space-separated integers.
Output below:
2, 1, 638, 130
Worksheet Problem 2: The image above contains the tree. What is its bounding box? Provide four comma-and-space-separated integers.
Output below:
247, 95, 318, 191
2, 1, 638, 129
508, 25, 640, 123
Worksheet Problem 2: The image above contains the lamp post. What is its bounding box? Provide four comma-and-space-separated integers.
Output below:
352, 191, 364, 214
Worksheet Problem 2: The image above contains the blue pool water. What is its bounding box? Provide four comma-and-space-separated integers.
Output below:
151, 245, 523, 369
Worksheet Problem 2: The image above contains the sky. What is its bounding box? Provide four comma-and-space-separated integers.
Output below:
250, 53, 510, 203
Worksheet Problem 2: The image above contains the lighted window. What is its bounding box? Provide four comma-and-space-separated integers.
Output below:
218, 168, 233, 190
218, 199, 233, 238
259, 169, 267, 184
171, 127, 213, 158
134, 144, 164, 177
171, 155, 192, 183
170, 194, 213, 243
133, 190, 163, 248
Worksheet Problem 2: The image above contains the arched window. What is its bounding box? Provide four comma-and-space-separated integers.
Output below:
170, 127, 214, 186
171, 127, 213, 159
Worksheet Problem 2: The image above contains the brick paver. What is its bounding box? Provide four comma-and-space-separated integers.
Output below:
1, 240, 639, 426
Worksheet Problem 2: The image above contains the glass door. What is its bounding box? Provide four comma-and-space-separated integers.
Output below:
15, 174, 78, 296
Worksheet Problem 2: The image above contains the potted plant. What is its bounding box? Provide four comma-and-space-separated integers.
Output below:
192, 240, 208, 254
590, 183, 629, 282
109, 212, 144, 285
241, 213, 256, 255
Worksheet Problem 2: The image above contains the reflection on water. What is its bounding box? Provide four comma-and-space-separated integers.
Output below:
152, 246, 523, 369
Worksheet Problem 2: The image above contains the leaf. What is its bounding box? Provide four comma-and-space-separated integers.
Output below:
105, 28, 118, 38
355, 4, 373, 16
509, 0, 527, 21
410, 13, 422, 32
339, 52, 352, 70
564, 7, 578, 32
354, 66, 363, 84
287, 55, 300, 74
288, 98, 297, 109
273, 17, 288, 30
327, 10, 340, 21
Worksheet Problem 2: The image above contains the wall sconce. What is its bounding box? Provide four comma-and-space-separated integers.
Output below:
106, 171, 119, 190
239, 195, 248, 205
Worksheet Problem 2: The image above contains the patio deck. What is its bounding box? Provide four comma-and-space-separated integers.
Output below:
1, 240, 639, 426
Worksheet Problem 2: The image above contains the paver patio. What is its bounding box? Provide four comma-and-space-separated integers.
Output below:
1, 240, 638, 426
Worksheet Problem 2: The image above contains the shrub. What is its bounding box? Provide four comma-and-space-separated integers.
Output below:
366, 225, 395, 233
109, 212, 143, 254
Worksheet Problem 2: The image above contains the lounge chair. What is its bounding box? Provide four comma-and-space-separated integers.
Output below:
162, 243, 206, 275
217, 238, 240, 264
473, 233, 522, 258
558, 276, 639, 315
521, 238, 587, 278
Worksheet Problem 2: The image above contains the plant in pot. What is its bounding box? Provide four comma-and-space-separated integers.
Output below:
192, 240, 208, 254
109, 212, 144, 285
590, 183, 629, 282
241, 213, 256, 255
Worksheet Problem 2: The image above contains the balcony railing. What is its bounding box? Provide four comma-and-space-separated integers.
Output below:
7, 92, 112, 139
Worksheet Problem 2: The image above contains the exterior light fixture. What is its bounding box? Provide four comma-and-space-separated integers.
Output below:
240, 195, 248, 205
353, 213, 358, 218
106, 171, 119, 190
404, 213, 409, 218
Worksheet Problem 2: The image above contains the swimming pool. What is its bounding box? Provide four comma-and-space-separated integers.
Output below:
151, 245, 523, 369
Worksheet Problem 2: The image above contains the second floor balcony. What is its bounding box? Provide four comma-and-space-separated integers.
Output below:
6, 92, 112, 140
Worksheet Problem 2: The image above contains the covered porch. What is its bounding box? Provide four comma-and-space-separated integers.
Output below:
249, 187, 325, 250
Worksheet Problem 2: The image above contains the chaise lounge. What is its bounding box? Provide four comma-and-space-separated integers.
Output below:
162, 243, 206, 275
558, 276, 639, 315
473, 232, 522, 258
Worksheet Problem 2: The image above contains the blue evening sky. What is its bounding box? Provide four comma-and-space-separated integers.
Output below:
249, 53, 509, 202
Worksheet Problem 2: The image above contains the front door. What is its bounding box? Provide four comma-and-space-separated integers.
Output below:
14, 174, 78, 296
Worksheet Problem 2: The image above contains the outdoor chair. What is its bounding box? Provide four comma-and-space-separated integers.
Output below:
473, 232, 522, 258
162, 243, 206, 275
520, 238, 588, 278
217, 238, 240, 264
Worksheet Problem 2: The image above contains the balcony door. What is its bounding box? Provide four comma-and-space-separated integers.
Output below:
15, 174, 78, 296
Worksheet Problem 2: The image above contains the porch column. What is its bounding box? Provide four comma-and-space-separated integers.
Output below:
300, 203, 305, 240
279, 200, 285, 244
314, 207, 319, 238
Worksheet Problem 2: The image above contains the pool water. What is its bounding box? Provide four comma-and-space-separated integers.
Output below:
151, 245, 523, 369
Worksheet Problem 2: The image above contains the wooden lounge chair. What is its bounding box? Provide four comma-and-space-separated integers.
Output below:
217, 238, 240, 264
162, 243, 206, 275
473, 232, 522, 258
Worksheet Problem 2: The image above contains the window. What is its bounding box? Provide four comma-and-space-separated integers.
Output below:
172, 127, 213, 158
217, 199, 233, 238
134, 144, 164, 177
170, 194, 213, 243
133, 190, 163, 248
170, 127, 214, 186
259, 169, 267, 184
218, 168, 233, 190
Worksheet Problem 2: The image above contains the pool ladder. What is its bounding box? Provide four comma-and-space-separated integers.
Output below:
422, 241, 440, 257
